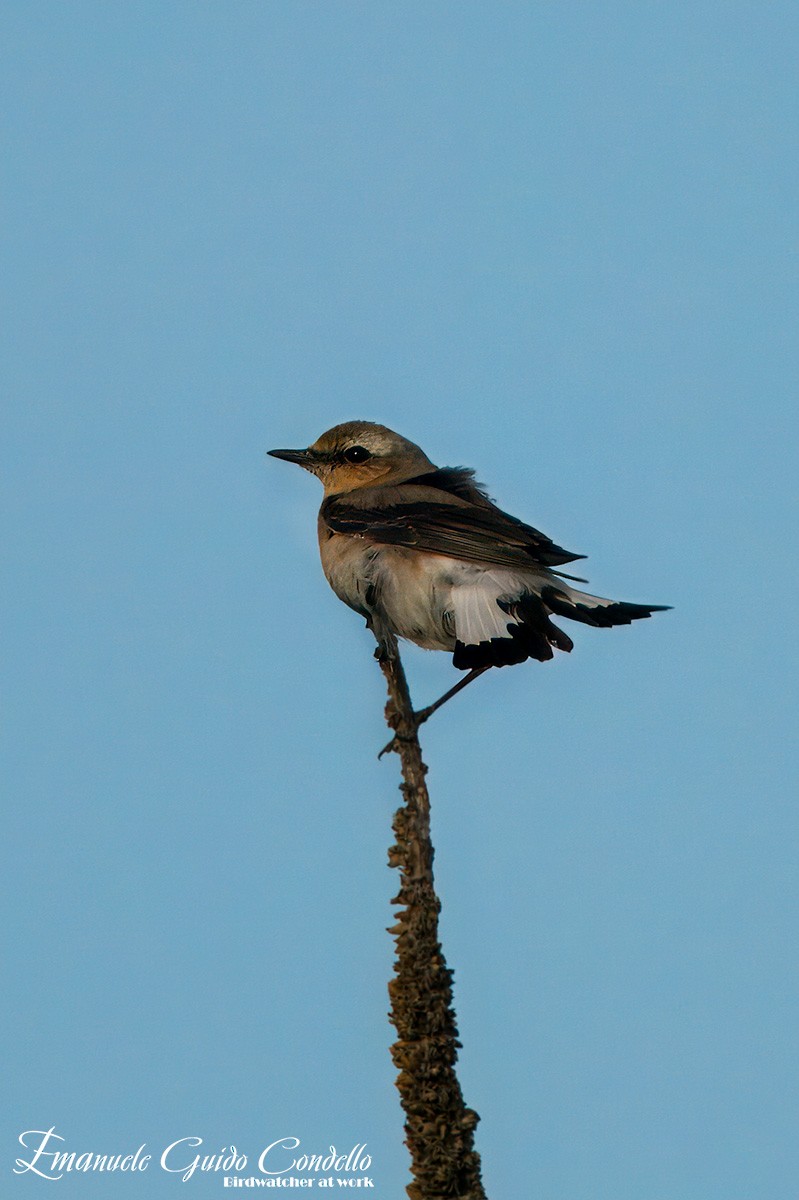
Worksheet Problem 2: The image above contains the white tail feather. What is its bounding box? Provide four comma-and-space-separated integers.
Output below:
453, 571, 516, 644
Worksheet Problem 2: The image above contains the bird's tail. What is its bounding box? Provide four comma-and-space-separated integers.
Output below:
541, 583, 670, 629
452, 581, 669, 670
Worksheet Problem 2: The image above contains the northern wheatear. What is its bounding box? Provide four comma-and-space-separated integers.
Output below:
269, 421, 668, 724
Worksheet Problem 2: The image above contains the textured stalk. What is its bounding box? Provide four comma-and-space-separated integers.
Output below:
377, 634, 487, 1200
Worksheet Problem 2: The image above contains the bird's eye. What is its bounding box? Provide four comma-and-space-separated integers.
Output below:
343, 445, 371, 464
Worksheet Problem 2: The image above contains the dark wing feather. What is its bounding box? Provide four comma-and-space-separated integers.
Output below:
403, 466, 495, 507
322, 479, 583, 569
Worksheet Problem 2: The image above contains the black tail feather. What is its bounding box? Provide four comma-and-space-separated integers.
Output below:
453, 594, 575, 669
543, 585, 671, 628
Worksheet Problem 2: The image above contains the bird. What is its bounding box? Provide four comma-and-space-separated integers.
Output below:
269, 421, 669, 728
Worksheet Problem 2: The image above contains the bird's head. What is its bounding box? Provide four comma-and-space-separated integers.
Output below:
268, 421, 435, 495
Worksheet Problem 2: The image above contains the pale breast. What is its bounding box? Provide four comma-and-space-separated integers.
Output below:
317, 512, 455, 650
371, 548, 458, 650
317, 514, 550, 654
317, 520, 378, 616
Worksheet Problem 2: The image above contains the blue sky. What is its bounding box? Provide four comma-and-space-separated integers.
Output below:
3, 4, 797, 1198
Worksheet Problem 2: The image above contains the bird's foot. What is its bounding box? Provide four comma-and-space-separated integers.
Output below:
378, 667, 490, 756
377, 706, 432, 759
373, 638, 398, 665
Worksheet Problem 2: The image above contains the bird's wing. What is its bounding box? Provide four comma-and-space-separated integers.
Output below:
321, 484, 584, 568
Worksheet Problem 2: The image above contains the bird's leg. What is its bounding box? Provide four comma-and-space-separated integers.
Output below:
373, 639, 396, 664
378, 666, 491, 758
370, 616, 398, 664
412, 666, 491, 727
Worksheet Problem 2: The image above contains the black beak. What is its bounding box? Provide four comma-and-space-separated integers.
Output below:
267, 447, 316, 467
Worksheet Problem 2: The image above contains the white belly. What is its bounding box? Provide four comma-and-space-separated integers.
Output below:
318, 525, 547, 653
319, 529, 455, 649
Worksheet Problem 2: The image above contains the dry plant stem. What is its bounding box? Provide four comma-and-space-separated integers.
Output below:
376, 633, 488, 1200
